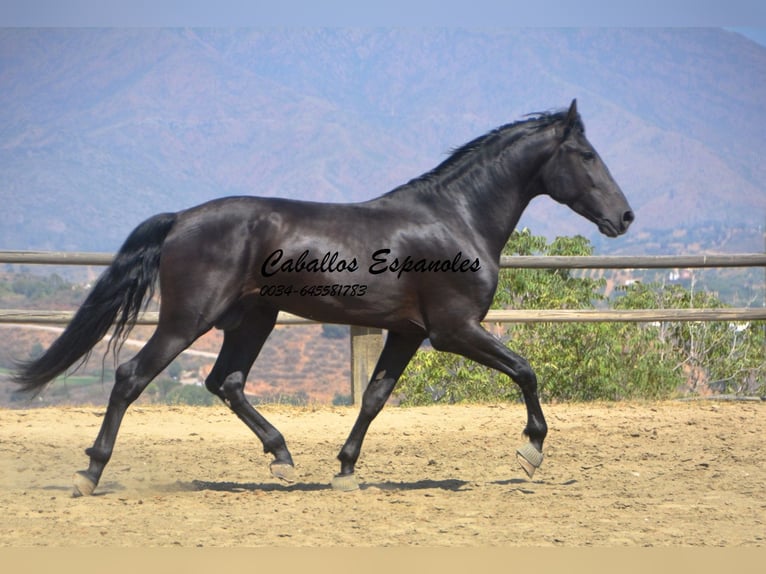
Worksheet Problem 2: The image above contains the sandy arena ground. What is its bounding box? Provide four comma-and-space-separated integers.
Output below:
0, 401, 763, 548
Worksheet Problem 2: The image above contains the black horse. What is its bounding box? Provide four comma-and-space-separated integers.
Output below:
14, 100, 633, 495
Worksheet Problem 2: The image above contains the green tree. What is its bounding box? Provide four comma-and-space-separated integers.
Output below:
151, 377, 181, 402
613, 282, 765, 396
167, 361, 183, 381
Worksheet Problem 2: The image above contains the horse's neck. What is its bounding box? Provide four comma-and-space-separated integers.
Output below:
374, 123, 560, 261
455, 127, 559, 259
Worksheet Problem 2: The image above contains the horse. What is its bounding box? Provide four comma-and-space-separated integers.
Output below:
13, 99, 634, 495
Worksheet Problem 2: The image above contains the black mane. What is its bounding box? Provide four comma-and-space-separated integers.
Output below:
389, 108, 575, 195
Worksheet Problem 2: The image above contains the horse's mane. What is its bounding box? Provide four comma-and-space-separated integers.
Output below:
386, 108, 577, 196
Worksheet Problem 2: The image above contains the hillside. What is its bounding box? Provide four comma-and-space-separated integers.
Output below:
1, 28, 764, 254
0, 319, 352, 408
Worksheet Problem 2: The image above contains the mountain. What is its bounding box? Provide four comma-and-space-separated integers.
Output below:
1, 28, 764, 254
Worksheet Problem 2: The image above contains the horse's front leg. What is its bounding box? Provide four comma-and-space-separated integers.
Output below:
333, 331, 424, 491
429, 321, 547, 479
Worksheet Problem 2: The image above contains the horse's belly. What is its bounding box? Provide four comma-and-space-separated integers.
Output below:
255, 279, 424, 332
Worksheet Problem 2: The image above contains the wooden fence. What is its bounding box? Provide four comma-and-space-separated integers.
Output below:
2, 250, 765, 404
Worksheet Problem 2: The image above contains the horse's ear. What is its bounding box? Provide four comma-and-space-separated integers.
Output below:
563, 99, 579, 139
566, 99, 578, 123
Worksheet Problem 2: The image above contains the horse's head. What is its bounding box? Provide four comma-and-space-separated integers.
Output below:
540, 100, 634, 237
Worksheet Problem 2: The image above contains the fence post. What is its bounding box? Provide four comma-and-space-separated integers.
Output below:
349, 326, 385, 406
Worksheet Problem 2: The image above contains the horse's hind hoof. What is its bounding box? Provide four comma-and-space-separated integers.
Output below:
516, 443, 544, 479
269, 462, 297, 483
72, 471, 97, 497
331, 473, 360, 492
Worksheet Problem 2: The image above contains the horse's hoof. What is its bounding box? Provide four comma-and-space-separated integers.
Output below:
516, 443, 544, 479
331, 473, 360, 492
269, 462, 297, 483
72, 471, 97, 497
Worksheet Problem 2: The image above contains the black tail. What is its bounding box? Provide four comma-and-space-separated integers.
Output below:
12, 212, 178, 396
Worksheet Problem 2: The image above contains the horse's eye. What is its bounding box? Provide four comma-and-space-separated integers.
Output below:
582, 151, 596, 162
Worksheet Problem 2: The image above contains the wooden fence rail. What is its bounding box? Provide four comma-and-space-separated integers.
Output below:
2, 250, 765, 404
3, 250, 766, 269
3, 307, 766, 326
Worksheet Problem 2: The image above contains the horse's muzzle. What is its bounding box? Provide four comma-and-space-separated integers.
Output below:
599, 209, 634, 237
621, 209, 635, 230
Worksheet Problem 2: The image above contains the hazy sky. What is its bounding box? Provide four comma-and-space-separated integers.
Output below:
1, 0, 765, 30
732, 27, 766, 46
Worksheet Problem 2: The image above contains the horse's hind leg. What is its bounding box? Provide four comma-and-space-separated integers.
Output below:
204, 305, 296, 482
73, 324, 203, 496
333, 330, 424, 491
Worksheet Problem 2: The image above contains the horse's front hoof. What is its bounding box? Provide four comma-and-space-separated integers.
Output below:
269, 461, 297, 483
331, 473, 360, 492
72, 471, 97, 497
516, 443, 544, 479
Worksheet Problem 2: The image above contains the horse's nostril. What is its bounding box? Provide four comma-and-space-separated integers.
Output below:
622, 210, 635, 225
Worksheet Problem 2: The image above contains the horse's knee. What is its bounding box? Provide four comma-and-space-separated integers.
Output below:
511, 356, 537, 391
220, 372, 246, 405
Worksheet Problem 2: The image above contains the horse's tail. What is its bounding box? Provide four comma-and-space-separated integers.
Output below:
12, 212, 178, 396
